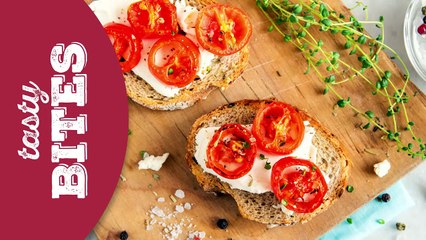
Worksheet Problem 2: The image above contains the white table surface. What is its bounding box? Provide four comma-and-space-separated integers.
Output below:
86, 1, 426, 239
342, 0, 426, 239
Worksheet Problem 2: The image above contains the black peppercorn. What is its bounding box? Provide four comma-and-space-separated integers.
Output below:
119, 231, 128, 240
217, 218, 229, 229
381, 193, 391, 202
423, 16, 426, 24
396, 222, 406, 231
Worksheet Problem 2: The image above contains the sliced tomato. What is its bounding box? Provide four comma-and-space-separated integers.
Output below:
206, 124, 256, 179
195, 4, 252, 56
104, 23, 142, 72
148, 35, 200, 87
271, 157, 328, 213
127, 0, 178, 38
252, 101, 305, 155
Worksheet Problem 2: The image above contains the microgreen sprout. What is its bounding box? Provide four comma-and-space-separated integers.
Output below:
256, 0, 425, 160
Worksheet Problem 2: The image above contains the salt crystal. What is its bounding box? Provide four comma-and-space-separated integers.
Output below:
152, 206, 166, 218
198, 232, 206, 238
174, 189, 185, 199
158, 197, 165, 202
184, 202, 192, 210
175, 205, 184, 213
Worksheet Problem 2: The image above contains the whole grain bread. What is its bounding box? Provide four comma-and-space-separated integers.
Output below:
125, 0, 250, 110
185, 99, 351, 225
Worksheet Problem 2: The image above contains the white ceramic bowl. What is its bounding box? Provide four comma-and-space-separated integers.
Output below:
404, 0, 426, 81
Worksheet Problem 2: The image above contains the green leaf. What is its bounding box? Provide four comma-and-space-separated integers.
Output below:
337, 99, 347, 108
330, 29, 339, 34
289, 14, 298, 23
318, 40, 324, 47
341, 30, 352, 35
319, 3, 326, 12
304, 15, 315, 20
264, 161, 272, 170
293, 4, 303, 15
357, 35, 367, 44
381, 78, 389, 88
267, 25, 274, 32
344, 41, 352, 49
349, 48, 357, 55
321, 19, 332, 27
365, 110, 374, 118
321, 8, 330, 18
384, 71, 392, 79
284, 34, 292, 42
298, 31, 306, 38
140, 150, 147, 159
323, 87, 329, 95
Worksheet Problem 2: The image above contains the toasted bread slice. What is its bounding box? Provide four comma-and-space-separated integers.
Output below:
125, 0, 250, 111
185, 99, 350, 225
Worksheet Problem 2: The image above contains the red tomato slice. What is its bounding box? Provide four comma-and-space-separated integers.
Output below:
252, 101, 305, 155
206, 124, 257, 179
148, 35, 200, 87
104, 23, 142, 72
195, 4, 252, 56
271, 157, 328, 213
127, 0, 179, 39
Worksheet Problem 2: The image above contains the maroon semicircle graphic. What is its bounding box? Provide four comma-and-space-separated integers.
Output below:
1, 0, 128, 239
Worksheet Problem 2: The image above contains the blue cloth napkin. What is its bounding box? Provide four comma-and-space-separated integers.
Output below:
320, 180, 415, 240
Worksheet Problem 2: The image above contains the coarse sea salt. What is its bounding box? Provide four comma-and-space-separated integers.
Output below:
175, 205, 185, 213
175, 189, 185, 199
184, 203, 192, 210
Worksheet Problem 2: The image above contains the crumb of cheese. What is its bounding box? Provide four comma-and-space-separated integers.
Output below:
138, 152, 169, 171
374, 159, 391, 178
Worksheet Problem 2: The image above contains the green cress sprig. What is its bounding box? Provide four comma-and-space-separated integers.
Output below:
256, 0, 426, 160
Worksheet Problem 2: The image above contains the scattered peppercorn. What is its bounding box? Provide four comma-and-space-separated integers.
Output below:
423, 16, 426, 24
422, 6, 426, 15
396, 222, 406, 231
381, 193, 391, 202
217, 218, 229, 229
119, 231, 128, 240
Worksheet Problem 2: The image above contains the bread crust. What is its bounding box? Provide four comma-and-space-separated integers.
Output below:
125, 0, 250, 110
185, 99, 351, 225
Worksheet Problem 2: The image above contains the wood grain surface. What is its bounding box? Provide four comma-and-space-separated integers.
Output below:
89, 0, 426, 239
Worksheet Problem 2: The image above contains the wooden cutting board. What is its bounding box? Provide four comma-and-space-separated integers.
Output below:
91, 0, 426, 239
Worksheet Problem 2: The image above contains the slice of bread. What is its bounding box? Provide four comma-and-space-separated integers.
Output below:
185, 99, 350, 225
125, 0, 250, 110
